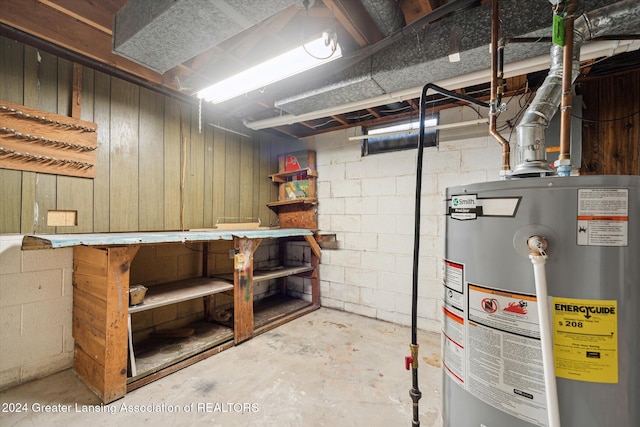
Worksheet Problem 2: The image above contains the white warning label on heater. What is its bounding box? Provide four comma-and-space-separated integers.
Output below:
577, 189, 628, 246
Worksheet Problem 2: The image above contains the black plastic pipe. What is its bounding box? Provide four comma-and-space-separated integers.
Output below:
410, 83, 489, 426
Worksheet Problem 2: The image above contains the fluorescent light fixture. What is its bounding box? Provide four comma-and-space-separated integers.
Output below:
366, 118, 438, 137
244, 39, 639, 130
197, 35, 342, 104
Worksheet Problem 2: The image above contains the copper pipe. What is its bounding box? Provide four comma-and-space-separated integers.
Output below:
559, 11, 575, 162
489, 0, 510, 172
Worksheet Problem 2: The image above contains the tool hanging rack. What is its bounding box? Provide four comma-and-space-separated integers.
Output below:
0, 100, 98, 178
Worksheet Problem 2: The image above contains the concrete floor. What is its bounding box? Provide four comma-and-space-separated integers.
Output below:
0, 308, 442, 426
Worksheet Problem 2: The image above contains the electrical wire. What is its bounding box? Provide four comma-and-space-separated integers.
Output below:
573, 109, 640, 123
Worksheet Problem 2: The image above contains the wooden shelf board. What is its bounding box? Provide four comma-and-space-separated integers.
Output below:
128, 321, 233, 382
266, 198, 317, 208
269, 168, 317, 183
212, 265, 314, 283
253, 295, 314, 330
128, 278, 233, 314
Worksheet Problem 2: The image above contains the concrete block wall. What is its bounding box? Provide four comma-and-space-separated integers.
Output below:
0, 235, 74, 391
306, 101, 520, 333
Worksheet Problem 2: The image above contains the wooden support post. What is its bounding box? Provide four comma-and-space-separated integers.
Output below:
73, 245, 136, 403
233, 237, 262, 344
306, 236, 321, 306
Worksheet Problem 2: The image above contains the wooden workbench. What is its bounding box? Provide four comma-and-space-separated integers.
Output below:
22, 228, 321, 403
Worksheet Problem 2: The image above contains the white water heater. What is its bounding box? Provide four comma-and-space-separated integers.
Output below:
442, 175, 638, 426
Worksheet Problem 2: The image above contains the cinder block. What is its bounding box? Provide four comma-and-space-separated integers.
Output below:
330, 215, 361, 233
0, 366, 21, 391
1, 320, 63, 371
131, 310, 154, 333
360, 288, 395, 311
419, 194, 447, 216
417, 316, 441, 333
378, 271, 411, 293
437, 171, 487, 194
319, 264, 343, 284
360, 252, 395, 273
328, 282, 360, 304
343, 232, 377, 251
419, 235, 441, 257
391, 175, 416, 196
417, 297, 438, 319
345, 197, 378, 215
318, 163, 345, 182
20, 352, 73, 385
130, 254, 178, 284
376, 309, 410, 327
320, 296, 344, 310
328, 249, 361, 268
253, 244, 270, 263
62, 267, 73, 297
344, 267, 378, 289
317, 181, 331, 198
151, 304, 178, 326
331, 179, 361, 198
325, 143, 361, 164
440, 133, 488, 150
177, 253, 202, 279
360, 214, 396, 234
376, 150, 416, 178
377, 195, 414, 215
177, 298, 203, 318
318, 197, 345, 215
0, 270, 63, 307
461, 145, 503, 172
378, 233, 412, 255
317, 215, 331, 231
0, 235, 23, 275
424, 150, 460, 175
343, 302, 377, 318
362, 177, 396, 197
394, 292, 412, 314
0, 305, 21, 338
21, 247, 72, 273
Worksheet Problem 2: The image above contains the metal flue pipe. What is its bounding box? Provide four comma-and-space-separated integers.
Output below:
514, 0, 640, 176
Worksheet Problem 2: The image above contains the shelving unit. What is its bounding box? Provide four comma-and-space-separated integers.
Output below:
127, 277, 234, 379
267, 150, 318, 230
21, 228, 321, 403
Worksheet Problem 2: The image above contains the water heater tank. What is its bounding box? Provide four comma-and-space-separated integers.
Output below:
442, 175, 638, 426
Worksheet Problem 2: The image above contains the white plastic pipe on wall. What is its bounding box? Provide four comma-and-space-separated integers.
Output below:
530, 252, 561, 427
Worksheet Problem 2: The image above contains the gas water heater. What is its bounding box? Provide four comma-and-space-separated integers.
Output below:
442, 175, 638, 426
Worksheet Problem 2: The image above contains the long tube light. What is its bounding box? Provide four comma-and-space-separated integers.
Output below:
347, 118, 489, 141
243, 39, 639, 130
197, 35, 342, 104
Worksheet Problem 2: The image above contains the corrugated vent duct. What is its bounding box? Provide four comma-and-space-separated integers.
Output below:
113, 0, 299, 74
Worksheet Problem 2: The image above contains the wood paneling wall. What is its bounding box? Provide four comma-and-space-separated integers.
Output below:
0, 36, 285, 234
580, 69, 640, 176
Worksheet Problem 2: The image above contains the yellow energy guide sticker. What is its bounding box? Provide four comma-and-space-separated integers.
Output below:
552, 297, 617, 383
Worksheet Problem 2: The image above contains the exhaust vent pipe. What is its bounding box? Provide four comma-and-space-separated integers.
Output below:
512, 0, 640, 177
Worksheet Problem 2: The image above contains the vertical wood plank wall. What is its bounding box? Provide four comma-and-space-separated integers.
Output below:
580, 69, 640, 175
0, 36, 284, 234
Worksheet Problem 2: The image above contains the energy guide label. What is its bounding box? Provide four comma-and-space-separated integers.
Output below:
552, 297, 618, 383
577, 188, 628, 246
